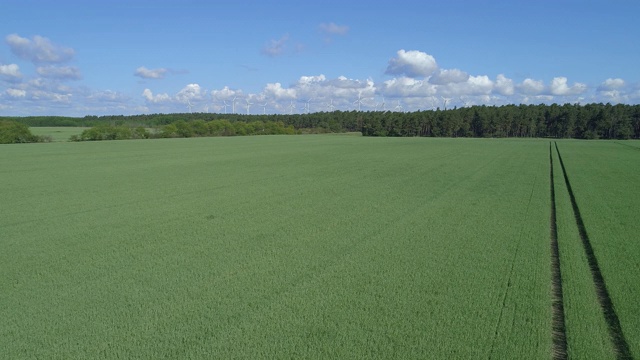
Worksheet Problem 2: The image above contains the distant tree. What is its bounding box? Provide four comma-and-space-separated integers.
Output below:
0, 121, 48, 144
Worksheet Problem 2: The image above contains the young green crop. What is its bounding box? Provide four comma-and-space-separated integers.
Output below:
555, 140, 640, 357
552, 146, 614, 359
0, 136, 567, 358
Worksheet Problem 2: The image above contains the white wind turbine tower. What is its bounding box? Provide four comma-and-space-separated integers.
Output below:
380, 96, 386, 111
222, 100, 229, 114
459, 96, 471, 108
260, 102, 268, 115
303, 98, 312, 114
326, 99, 335, 112
428, 96, 437, 111
232, 96, 238, 114
288, 100, 296, 114
394, 99, 403, 112
186, 100, 194, 113
245, 98, 254, 115
441, 96, 452, 111
353, 92, 364, 111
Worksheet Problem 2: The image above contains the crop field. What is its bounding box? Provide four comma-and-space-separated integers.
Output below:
29, 127, 87, 142
1, 135, 637, 358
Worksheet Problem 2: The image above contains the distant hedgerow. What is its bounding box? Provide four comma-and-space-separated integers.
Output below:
0, 120, 51, 144
70, 125, 150, 141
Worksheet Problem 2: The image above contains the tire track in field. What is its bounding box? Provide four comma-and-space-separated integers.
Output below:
614, 141, 640, 151
554, 142, 633, 360
549, 142, 568, 360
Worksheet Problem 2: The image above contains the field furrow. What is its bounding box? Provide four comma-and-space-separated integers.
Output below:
549, 143, 568, 360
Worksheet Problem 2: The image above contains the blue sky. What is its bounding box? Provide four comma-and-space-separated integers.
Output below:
1, 0, 638, 116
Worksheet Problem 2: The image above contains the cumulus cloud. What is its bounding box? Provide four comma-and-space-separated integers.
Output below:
5, 34, 75, 63
135, 66, 169, 79
517, 78, 545, 95
175, 83, 204, 103
598, 78, 625, 91
211, 86, 243, 101
466, 75, 494, 95
429, 68, 469, 85
385, 50, 438, 78
36, 65, 82, 80
142, 89, 171, 103
0, 63, 22, 78
494, 74, 514, 96
549, 77, 587, 96
262, 34, 289, 57
380, 77, 435, 98
263, 82, 297, 100
319, 22, 349, 35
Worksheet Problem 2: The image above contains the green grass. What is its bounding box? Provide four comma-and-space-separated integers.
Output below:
29, 127, 87, 142
3, 136, 634, 358
555, 140, 640, 357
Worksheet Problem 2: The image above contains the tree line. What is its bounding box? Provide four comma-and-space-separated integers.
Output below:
3, 102, 640, 139
69, 119, 297, 141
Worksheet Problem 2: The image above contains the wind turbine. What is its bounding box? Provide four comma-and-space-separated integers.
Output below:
222, 100, 229, 114
394, 99, 404, 112
232, 96, 238, 114
304, 98, 312, 114
260, 102, 268, 115
428, 96, 437, 111
245, 98, 253, 115
326, 99, 335, 112
186, 100, 194, 113
459, 96, 471, 108
288, 100, 296, 114
353, 92, 364, 111
441, 96, 451, 111
380, 96, 386, 111
204, 104, 209, 113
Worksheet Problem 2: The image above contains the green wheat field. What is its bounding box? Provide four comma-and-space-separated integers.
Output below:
1, 135, 638, 358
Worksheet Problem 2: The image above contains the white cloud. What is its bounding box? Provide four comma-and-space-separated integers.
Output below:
263, 82, 297, 100
494, 74, 514, 96
175, 83, 203, 103
549, 77, 587, 96
31, 89, 72, 103
211, 86, 243, 101
0, 63, 22, 78
6, 88, 26, 98
319, 23, 349, 35
598, 78, 625, 91
380, 77, 436, 98
261, 34, 289, 57
429, 69, 469, 85
467, 75, 494, 95
385, 50, 438, 78
36, 65, 82, 80
297, 74, 327, 85
142, 89, 171, 103
135, 66, 168, 79
517, 78, 545, 95
5, 34, 75, 63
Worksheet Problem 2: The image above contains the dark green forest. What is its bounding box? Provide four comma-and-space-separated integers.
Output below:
3, 103, 640, 140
